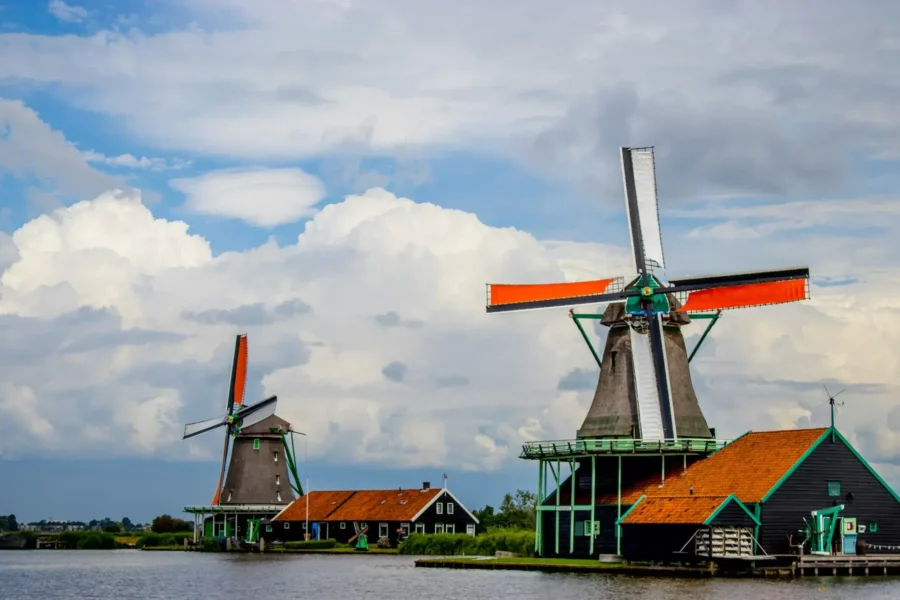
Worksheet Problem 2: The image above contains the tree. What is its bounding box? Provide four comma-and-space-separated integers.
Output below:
103, 524, 122, 533
8, 515, 19, 531
151, 514, 192, 533
122, 517, 134, 532
497, 489, 536, 530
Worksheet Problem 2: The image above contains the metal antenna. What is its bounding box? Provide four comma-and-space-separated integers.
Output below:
824, 385, 845, 442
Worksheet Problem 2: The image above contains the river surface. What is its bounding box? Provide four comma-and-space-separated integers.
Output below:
2, 551, 900, 599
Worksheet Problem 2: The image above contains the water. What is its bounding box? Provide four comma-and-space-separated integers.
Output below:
2, 551, 900, 599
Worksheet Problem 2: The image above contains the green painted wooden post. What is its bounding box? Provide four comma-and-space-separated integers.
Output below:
535, 458, 543, 555
589, 455, 596, 556
569, 459, 576, 554
616, 455, 622, 556
555, 458, 560, 555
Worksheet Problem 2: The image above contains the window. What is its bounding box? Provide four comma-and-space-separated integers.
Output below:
340, 522, 346, 530
276, 475, 280, 486
379, 523, 388, 538
415, 523, 425, 534
265, 525, 273, 532
446, 524, 455, 534
870, 521, 879, 533
575, 521, 585, 536
302, 522, 307, 530
447, 503, 454, 515
436, 503, 443, 515
466, 524, 476, 536
274, 451, 279, 463
435, 523, 444, 534
400, 524, 410, 537
827, 481, 841, 497
276, 491, 282, 502
253, 438, 260, 450
284, 523, 290, 529
227, 490, 233, 502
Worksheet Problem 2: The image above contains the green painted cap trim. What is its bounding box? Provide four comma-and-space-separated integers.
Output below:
615, 494, 646, 526
760, 428, 831, 503
703, 493, 761, 527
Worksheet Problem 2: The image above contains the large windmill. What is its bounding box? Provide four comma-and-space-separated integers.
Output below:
183, 334, 281, 505
486, 146, 810, 442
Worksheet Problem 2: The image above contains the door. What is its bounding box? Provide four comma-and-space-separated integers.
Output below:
843, 517, 858, 555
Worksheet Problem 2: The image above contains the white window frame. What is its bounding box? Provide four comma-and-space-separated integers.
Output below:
447, 503, 454, 515
466, 524, 476, 536
415, 523, 425, 534
400, 523, 410, 537
340, 522, 346, 530
436, 503, 443, 515
446, 524, 455, 534
435, 523, 444, 534
284, 523, 290, 529
379, 523, 388, 539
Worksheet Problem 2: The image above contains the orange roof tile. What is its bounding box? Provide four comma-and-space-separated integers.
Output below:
274, 490, 354, 522
622, 496, 729, 525
645, 428, 827, 503
274, 488, 443, 523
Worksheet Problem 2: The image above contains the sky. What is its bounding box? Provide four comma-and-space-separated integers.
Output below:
1, 0, 900, 523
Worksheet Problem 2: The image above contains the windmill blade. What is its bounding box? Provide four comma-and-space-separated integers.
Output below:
226, 334, 249, 413
622, 147, 666, 274
667, 267, 810, 313
235, 395, 278, 429
212, 427, 231, 505
629, 314, 676, 441
182, 414, 229, 439
486, 277, 630, 313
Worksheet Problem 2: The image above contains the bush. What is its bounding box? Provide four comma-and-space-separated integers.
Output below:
77, 532, 117, 550
397, 529, 535, 557
203, 538, 223, 552
376, 537, 391, 549
284, 539, 337, 550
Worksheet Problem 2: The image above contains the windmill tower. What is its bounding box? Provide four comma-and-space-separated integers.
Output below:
484, 146, 812, 558
486, 147, 811, 442
182, 335, 305, 542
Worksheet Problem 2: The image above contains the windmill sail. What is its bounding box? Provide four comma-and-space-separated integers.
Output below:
629, 326, 665, 440
483, 145, 811, 444
183, 414, 228, 439
624, 147, 665, 272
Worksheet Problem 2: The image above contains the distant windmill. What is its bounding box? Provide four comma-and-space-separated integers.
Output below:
182, 334, 279, 504
485, 146, 811, 442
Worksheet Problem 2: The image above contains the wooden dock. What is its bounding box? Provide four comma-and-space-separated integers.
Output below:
790, 555, 900, 577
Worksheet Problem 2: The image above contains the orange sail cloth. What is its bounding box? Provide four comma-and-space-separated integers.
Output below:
488, 278, 618, 306
676, 278, 808, 313
232, 335, 248, 406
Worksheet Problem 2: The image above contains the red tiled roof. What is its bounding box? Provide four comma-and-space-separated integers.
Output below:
274, 490, 354, 522
643, 428, 828, 503
274, 488, 442, 523
622, 496, 729, 525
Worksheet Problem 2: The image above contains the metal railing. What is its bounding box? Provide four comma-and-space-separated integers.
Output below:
520, 437, 731, 459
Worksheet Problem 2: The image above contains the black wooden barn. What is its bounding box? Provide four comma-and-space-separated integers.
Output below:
538, 426, 900, 560
264, 482, 479, 547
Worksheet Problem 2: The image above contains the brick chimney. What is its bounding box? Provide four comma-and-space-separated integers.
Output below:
422, 481, 431, 490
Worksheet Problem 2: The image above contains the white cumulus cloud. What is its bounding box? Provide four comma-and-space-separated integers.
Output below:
0, 185, 899, 479
170, 167, 328, 227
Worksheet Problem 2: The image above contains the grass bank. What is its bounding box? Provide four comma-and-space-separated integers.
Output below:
398, 529, 535, 557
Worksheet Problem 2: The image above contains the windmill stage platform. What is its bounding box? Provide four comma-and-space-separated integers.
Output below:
520, 437, 731, 460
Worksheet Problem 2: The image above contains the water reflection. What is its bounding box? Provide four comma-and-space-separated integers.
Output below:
1, 551, 899, 600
